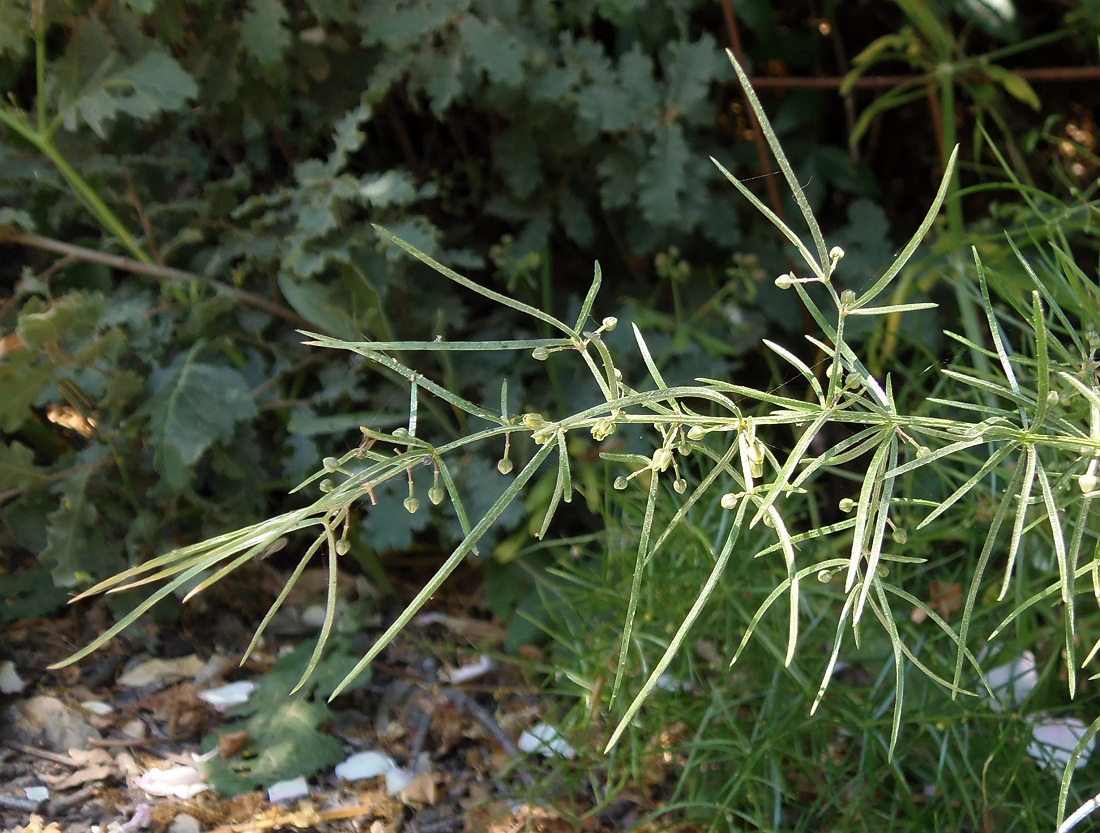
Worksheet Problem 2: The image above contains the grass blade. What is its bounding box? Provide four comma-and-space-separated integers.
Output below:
374, 225, 577, 337
723, 50, 829, 276
574, 261, 603, 333
852, 435, 898, 623
974, 249, 1023, 402
711, 157, 823, 281
811, 592, 856, 715
1031, 291, 1053, 429
611, 462, 662, 703
844, 436, 893, 598
998, 443, 1038, 600
854, 144, 958, 308
762, 339, 824, 403
914, 444, 1015, 531
1036, 460, 1073, 692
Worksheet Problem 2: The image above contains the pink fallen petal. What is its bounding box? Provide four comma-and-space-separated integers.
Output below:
121, 803, 153, 830
135, 766, 210, 799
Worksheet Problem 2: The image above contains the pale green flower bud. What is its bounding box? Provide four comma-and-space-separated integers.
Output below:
652, 448, 673, 472
591, 417, 616, 441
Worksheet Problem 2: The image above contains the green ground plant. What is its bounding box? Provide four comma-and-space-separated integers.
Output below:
58, 50, 1100, 829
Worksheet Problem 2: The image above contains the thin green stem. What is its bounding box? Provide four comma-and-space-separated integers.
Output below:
33, 0, 47, 132
0, 107, 151, 263
938, 69, 963, 244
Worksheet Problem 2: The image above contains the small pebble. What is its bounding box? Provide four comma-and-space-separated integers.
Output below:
122, 719, 147, 739
268, 776, 310, 803
0, 661, 25, 694
168, 813, 201, 833
3, 696, 102, 752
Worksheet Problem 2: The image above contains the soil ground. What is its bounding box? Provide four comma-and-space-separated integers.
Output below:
0, 563, 658, 833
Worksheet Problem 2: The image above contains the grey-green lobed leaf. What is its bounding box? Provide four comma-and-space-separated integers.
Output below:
62, 49, 198, 138
638, 122, 690, 227
459, 14, 527, 86
0, 441, 39, 491
240, 0, 292, 69
40, 446, 119, 588
361, 0, 464, 46
0, 0, 30, 58
142, 347, 258, 491
663, 35, 723, 122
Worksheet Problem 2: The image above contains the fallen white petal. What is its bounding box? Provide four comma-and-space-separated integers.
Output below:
1027, 716, 1095, 772
984, 650, 1038, 713
442, 655, 495, 684
335, 750, 397, 781
299, 604, 328, 630
81, 700, 114, 716
0, 660, 25, 694
268, 776, 310, 803
413, 612, 449, 627
518, 722, 577, 760
385, 768, 415, 795
135, 766, 210, 799
24, 786, 49, 803
198, 681, 256, 707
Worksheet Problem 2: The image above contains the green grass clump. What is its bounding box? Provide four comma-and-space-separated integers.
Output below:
530, 422, 1099, 830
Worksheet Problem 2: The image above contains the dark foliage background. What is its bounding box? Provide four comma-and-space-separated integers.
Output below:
1, 0, 1097, 625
